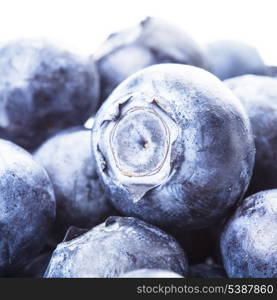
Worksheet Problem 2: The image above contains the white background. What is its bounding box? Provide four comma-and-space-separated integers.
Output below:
0, 0, 276, 64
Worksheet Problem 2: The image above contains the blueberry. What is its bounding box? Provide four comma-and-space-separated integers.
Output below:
189, 262, 227, 278
220, 189, 277, 278
44, 216, 188, 278
0, 40, 100, 150
206, 40, 266, 80
92, 64, 255, 232
120, 269, 183, 278
225, 75, 277, 194
96, 17, 210, 102
0, 139, 55, 275
34, 126, 116, 235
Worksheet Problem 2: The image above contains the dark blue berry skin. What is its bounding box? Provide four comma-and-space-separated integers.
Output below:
44, 216, 188, 278
92, 64, 255, 232
0, 40, 100, 150
225, 75, 277, 195
120, 268, 183, 278
34, 126, 116, 235
0, 139, 55, 276
96, 17, 210, 103
189, 263, 227, 278
206, 40, 266, 80
221, 190, 277, 278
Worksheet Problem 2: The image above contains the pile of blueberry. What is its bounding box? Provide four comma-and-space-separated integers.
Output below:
0, 17, 276, 278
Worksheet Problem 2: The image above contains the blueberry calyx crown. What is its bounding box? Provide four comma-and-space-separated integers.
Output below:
96, 94, 178, 202
110, 106, 170, 177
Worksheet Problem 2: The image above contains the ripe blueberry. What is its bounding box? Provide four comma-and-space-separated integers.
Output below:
44, 216, 188, 278
34, 126, 116, 235
0, 139, 55, 275
0, 40, 100, 150
206, 40, 266, 80
96, 17, 209, 102
225, 75, 277, 194
92, 64, 255, 232
221, 189, 277, 278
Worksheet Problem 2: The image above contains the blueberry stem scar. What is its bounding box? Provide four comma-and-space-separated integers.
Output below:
110, 106, 170, 177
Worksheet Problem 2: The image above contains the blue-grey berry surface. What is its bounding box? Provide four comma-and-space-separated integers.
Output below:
0, 139, 55, 276
0, 40, 100, 150
92, 64, 255, 232
44, 216, 188, 278
120, 268, 183, 278
206, 40, 266, 80
96, 17, 210, 102
220, 189, 277, 278
34, 126, 116, 233
225, 75, 277, 195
